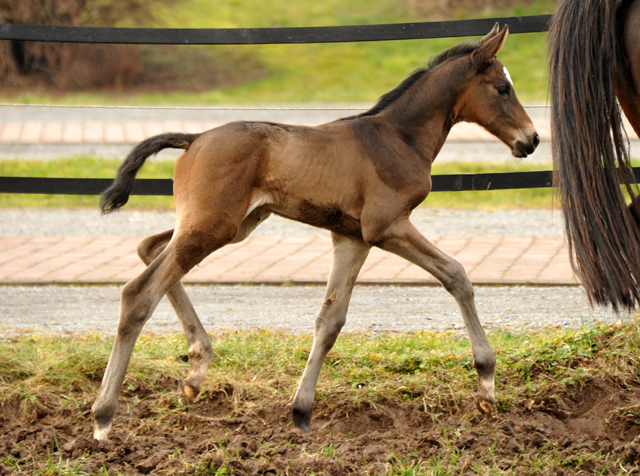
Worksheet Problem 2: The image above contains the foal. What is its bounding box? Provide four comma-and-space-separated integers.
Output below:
93, 24, 538, 439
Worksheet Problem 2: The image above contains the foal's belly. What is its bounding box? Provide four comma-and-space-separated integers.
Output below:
266, 198, 363, 238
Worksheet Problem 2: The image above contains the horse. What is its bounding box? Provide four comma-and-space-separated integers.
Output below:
549, 0, 640, 311
92, 24, 539, 440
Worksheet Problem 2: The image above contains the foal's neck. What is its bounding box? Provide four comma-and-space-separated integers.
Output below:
383, 61, 469, 162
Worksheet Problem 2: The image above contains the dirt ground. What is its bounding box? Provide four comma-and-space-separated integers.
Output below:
2, 377, 640, 475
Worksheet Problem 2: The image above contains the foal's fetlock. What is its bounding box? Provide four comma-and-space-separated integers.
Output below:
182, 344, 213, 403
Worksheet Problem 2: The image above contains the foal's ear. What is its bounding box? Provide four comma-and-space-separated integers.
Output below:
480, 22, 501, 42
471, 24, 509, 72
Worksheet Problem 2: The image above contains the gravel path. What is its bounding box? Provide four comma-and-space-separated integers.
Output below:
0, 284, 623, 339
0, 208, 565, 237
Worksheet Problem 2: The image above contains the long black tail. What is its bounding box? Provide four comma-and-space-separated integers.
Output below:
549, 0, 640, 311
100, 132, 200, 214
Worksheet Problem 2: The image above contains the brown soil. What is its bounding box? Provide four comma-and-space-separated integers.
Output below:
2, 377, 640, 475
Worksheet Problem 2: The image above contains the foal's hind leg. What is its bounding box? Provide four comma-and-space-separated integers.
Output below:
137, 230, 213, 403
92, 227, 235, 441
291, 233, 370, 432
370, 219, 495, 413
134, 209, 272, 403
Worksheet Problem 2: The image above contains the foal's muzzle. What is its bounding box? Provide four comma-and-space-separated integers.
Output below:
512, 132, 540, 158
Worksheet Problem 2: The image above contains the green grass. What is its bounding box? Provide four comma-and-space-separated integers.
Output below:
2, 323, 640, 474
4, 0, 555, 105
0, 157, 556, 210
5, 317, 634, 418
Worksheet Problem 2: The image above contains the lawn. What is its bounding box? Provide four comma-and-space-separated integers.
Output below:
2, 323, 640, 474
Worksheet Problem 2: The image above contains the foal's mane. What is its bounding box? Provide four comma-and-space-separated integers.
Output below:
340, 40, 480, 120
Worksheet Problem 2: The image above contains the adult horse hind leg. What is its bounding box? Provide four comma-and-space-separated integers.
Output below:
136, 229, 213, 403
370, 219, 496, 413
291, 233, 370, 432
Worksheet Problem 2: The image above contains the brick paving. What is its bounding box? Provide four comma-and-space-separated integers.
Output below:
0, 114, 638, 145
0, 235, 577, 285
0, 118, 534, 144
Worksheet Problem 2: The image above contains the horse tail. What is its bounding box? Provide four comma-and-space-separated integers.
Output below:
100, 132, 200, 214
549, 0, 640, 311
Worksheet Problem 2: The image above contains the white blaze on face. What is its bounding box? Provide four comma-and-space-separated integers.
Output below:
503, 66, 513, 85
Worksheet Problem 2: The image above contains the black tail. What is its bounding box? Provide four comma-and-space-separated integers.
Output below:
549, 0, 640, 311
100, 132, 200, 214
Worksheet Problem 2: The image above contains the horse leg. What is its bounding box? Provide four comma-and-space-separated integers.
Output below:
134, 209, 272, 403
291, 233, 370, 432
370, 219, 495, 413
92, 225, 237, 441
136, 229, 213, 403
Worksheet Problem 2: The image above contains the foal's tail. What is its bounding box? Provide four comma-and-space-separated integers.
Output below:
549, 0, 640, 311
101, 133, 200, 214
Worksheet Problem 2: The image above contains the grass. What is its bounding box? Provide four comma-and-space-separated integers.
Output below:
0, 156, 556, 210
2, 322, 640, 474
4, 0, 556, 105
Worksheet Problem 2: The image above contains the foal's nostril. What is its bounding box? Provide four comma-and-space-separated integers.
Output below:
532, 133, 540, 149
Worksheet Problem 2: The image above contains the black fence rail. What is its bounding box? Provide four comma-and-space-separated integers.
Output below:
2, 169, 639, 195
0, 15, 551, 45
0, 14, 569, 196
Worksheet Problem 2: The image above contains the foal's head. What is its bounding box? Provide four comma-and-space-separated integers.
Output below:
447, 24, 540, 158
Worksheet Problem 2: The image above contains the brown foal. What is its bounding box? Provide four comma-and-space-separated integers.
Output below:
93, 24, 539, 439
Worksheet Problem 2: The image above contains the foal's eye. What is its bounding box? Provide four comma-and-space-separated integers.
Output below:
497, 85, 511, 96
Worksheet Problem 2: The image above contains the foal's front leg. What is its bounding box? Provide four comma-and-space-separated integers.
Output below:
291, 233, 370, 432
374, 219, 496, 413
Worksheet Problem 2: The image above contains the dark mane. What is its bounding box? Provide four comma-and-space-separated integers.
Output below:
341, 40, 480, 120
427, 41, 480, 69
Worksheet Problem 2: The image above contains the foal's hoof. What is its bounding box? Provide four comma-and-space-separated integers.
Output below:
183, 381, 201, 403
93, 423, 112, 442
475, 395, 495, 417
292, 407, 312, 433
91, 406, 114, 442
